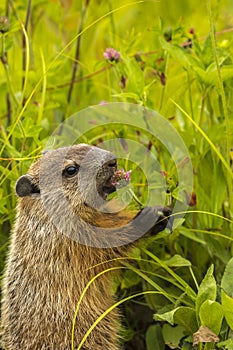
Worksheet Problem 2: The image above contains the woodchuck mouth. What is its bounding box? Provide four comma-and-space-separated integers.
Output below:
102, 183, 117, 197
101, 177, 117, 199
98, 158, 118, 199
100, 162, 132, 199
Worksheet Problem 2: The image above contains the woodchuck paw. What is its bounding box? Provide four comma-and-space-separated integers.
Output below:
138, 205, 173, 235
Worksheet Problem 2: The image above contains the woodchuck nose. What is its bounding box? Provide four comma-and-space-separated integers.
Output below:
1, 144, 172, 350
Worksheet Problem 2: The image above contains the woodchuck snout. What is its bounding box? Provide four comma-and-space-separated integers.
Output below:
1, 144, 173, 350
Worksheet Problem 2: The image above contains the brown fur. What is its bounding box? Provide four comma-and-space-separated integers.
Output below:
1, 144, 171, 350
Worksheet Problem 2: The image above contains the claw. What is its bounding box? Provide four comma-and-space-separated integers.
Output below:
154, 206, 173, 233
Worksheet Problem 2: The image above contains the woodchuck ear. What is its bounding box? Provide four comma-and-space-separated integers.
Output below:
15, 175, 40, 197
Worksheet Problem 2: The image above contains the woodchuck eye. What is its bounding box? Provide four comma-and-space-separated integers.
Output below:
63, 165, 79, 177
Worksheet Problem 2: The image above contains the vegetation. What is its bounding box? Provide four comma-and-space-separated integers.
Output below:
1, 0, 233, 349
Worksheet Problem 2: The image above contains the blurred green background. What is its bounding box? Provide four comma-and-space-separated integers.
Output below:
1, 0, 233, 349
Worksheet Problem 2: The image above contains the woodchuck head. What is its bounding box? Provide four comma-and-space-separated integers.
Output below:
14, 144, 125, 245
16, 144, 118, 204
14, 143, 172, 247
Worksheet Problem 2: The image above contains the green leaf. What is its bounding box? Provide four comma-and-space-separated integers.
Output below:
160, 37, 201, 69
9, 118, 43, 140
0, 196, 7, 214
120, 270, 141, 289
121, 54, 144, 96
218, 339, 233, 350
164, 254, 191, 267
154, 308, 177, 325
129, 246, 141, 259
179, 227, 207, 245
173, 307, 198, 335
222, 290, 233, 329
112, 92, 140, 101
193, 64, 233, 86
221, 257, 233, 297
162, 324, 185, 349
196, 265, 217, 316
201, 34, 214, 67
146, 324, 165, 350
154, 307, 197, 335
199, 300, 223, 335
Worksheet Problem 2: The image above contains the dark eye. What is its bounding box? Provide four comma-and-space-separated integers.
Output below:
63, 165, 79, 177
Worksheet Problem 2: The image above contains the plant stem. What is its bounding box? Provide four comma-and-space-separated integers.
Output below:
6, 92, 11, 127
159, 51, 169, 113
2, 0, 12, 131
1, 35, 12, 128
22, 0, 32, 98
47, 65, 112, 91
35, 49, 46, 124
5, 0, 10, 16
107, 0, 116, 44
189, 266, 199, 290
128, 189, 144, 209
187, 70, 198, 229
207, 0, 233, 223
64, 0, 90, 121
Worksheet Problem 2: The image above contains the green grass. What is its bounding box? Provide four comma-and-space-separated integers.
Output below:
1, 0, 233, 349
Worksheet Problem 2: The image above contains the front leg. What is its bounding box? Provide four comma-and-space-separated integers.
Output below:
137, 206, 173, 235
92, 205, 173, 248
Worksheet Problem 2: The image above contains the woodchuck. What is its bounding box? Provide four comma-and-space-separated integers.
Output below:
1, 144, 172, 350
